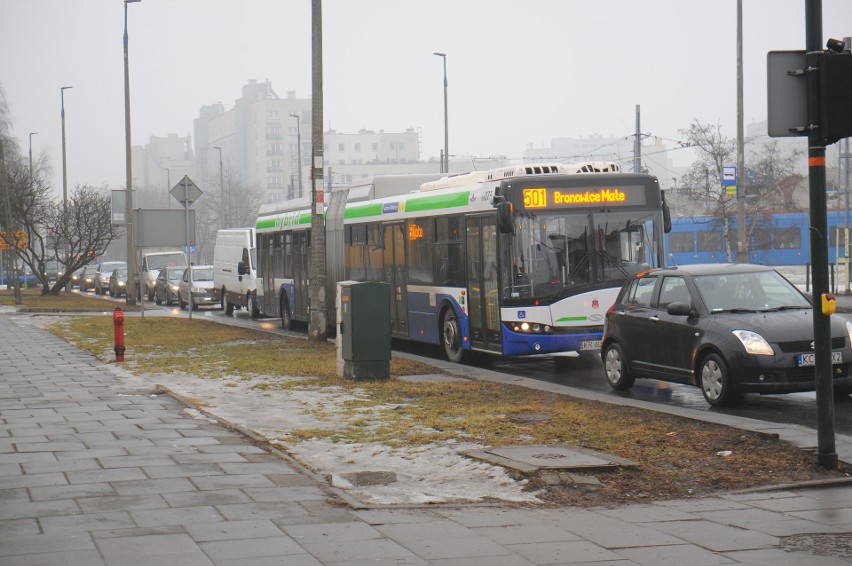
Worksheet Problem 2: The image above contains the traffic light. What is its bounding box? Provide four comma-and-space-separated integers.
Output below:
819, 45, 852, 145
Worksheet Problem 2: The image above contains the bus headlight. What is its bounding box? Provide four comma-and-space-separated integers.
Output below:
511, 322, 553, 334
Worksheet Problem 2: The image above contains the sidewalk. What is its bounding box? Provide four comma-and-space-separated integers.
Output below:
2, 311, 852, 564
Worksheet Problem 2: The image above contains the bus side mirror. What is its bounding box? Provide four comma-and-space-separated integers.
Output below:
662, 200, 672, 234
497, 201, 515, 234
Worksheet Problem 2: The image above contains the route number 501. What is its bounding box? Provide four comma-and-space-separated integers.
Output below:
523, 188, 547, 209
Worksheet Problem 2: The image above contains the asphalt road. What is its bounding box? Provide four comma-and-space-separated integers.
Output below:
82, 288, 852, 437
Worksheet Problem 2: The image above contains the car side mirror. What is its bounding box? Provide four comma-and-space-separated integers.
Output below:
237, 261, 247, 275
667, 301, 695, 317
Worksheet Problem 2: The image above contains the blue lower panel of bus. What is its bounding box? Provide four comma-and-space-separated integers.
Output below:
406, 291, 459, 346
501, 325, 603, 357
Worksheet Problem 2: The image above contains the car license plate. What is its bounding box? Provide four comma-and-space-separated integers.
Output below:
580, 340, 601, 351
797, 352, 842, 367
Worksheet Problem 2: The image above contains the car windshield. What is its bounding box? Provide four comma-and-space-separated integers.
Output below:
694, 270, 811, 312
114, 268, 128, 278
101, 262, 125, 273
192, 267, 213, 281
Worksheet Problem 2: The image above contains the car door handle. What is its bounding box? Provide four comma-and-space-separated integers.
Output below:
649, 315, 660, 322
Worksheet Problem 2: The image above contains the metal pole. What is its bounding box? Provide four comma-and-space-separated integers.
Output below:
213, 146, 223, 227
633, 104, 641, 173
433, 52, 449, 174
60, 87, 72, 211
184, 178, 192, 320
736, 0, 747, 264
805, 0, 836, 469
290, 113, 303, 199
309, 0, 327, 341
123, 0, 141, 306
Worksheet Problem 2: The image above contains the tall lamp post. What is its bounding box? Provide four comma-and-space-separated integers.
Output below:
289, 113, 303, 199
123, 0, 141, 305
60, 86, 73, 210
29, 132, 38, 178
433, 52, 448, 174
213, 146, 225, 226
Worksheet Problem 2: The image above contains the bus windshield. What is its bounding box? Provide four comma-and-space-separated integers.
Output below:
505, 210, 659, 302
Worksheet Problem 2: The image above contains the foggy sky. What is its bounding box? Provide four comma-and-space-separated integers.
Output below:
1, 0, 851, 196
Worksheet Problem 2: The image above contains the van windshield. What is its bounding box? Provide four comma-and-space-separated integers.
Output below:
148, 253, 186, 271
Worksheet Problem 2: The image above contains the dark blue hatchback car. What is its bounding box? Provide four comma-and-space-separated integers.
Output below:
601, 263, 852, 406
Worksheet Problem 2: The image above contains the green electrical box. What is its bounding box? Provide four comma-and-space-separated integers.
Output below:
339, 281, 391, 380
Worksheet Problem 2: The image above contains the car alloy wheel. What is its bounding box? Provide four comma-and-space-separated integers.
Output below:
700, 353, 737, 407
604, 343, 635, 390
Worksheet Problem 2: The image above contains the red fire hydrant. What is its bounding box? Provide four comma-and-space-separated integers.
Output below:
113, 306, 126, 362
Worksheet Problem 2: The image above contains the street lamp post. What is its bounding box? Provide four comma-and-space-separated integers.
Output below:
433, 52, 448, 174
60, 86, 73, 210
28, 132, 38, 178
123, 0, 141, 305
290, 113, 303, 199
213, 146, 225, 226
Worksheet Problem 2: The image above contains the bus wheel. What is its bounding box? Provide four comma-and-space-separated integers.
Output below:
280, 296, 292, 330
223, 288, 234, 315
247, 293, 258, 319
441, 308, 464, 363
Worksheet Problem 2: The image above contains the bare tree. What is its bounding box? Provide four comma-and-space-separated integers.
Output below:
675, 120, 804, 262
0, 161, 122, 294
195, 169, 264, 263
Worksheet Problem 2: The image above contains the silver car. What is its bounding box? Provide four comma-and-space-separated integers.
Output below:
94, 261, 126, 295
178, 265, 217, 310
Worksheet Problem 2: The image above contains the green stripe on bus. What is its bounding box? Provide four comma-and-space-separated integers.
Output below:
406, 191, 470, 212
344, 203, 384, 219
556, 316, 589, 322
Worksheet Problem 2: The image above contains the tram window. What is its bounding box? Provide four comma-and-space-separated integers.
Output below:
669, 232, 694, 253
697, 231, 723, 252
774, 227, 801, 249
754, 228, 771, 250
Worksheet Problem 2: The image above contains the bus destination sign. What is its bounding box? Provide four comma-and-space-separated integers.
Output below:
522, 186, 646, 209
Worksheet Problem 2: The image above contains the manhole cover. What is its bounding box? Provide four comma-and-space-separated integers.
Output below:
464, 444, 638, 473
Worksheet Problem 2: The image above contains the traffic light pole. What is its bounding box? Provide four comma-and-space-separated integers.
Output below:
805, 0, 837, 469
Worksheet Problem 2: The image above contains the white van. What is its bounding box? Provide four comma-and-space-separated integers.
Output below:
140, 250, 187, 301
213, 228, 258, 317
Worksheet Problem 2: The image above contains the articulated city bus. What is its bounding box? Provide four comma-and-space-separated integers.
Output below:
255, 162, 670, 363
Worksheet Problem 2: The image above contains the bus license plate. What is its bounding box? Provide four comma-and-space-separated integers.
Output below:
797, 352, 842, 367
580, 340, 601, 351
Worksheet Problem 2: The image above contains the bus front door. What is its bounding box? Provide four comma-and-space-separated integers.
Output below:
466, 216, 502, 352
383, 223, 408, 337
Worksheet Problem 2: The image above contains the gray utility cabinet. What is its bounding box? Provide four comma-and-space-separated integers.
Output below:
339, 281, 391, 380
